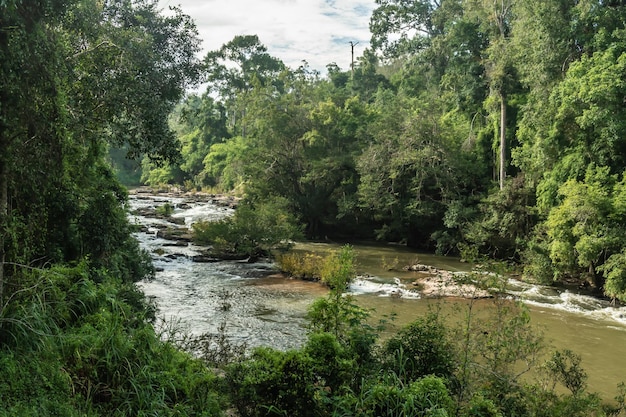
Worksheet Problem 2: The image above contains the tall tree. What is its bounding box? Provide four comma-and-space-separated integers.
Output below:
464, 0, 518, 189
240, 64, 374, 237
370, 0, 450, 58
0, 0, 200, 309
510, 0, 578, 185
0, 0, 72, 308
204, 35, 285, 137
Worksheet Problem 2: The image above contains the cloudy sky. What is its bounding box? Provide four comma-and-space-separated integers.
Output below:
159, 0, 377, 75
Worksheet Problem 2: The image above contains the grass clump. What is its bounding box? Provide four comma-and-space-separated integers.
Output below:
277, 245, 357, 289
275, 252, 325, 280
155, 202, 175, 216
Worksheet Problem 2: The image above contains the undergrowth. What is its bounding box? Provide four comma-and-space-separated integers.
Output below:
0, 262, 226, 416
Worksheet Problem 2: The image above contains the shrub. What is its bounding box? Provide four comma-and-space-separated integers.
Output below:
304, 332, 354, 395
277, 245, 357, 288
543, 349, 588, 395
0, 350, 82, 417
193, 198, 302, 259
464, 394, 503, 417
226, 347, 317, 417
0, 263, 225, 417
156, 202, 175, 216
352, 374, 455, 417
319, 245, 356, 290
275, 252, 324, 280
380, 313, 456, 384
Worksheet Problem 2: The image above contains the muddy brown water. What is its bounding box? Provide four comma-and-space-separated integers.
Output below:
131, 194, 626, 402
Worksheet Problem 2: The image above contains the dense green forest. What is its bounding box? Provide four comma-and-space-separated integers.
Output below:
136, 0, 626, 304
2, 0, 626, 415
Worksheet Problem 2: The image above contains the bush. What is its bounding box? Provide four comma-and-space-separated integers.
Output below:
0, 263, 225, 417
226, 347, 317, 417
193, 198, 302, 259
543, 349, 588, 395
319, 245, 356, 290
156, 202, 175, 216
380, 313, 456, 384
276, 245, 357, 287
304, 332, 354, 395
0, 350, 82, 417
351, 374, 455, 417
463, 394, 503, 417
275, 252, 324, 280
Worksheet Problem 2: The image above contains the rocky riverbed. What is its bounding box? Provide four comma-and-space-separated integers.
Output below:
406, 263, 492, 299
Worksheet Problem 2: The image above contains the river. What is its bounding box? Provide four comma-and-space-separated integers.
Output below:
128, 191, 626, 401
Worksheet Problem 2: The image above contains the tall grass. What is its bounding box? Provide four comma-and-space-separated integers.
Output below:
0, 262, 226, 416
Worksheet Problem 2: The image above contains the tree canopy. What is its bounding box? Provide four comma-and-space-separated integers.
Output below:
136, 0, 626, 302
0, 0, 200, 307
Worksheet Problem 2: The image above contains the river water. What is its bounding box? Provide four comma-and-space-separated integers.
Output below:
129, 191, 626, 400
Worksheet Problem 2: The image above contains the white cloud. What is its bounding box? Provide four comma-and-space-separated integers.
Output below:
159, 0, 376, 75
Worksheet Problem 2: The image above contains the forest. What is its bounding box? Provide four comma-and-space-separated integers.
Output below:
136, 0, 626, 303
1, 0, 626, 415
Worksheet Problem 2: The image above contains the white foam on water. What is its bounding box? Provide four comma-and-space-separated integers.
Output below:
506, 278, 626, 327
349, 276, 421, 299
171, 202, 233, 226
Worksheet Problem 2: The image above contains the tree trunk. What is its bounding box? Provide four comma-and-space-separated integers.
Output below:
0, 150, 6, 312
499, 93, 506, 190
0, 21, 8, 314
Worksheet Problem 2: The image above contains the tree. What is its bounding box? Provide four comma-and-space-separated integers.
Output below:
357, 89, 477, 249
544, 166, 626, 293
463, 175, 536, 260
0, 0, 73, 308
369, 0, 449, 58
0, 0, 200, 309
192, 197, 302, 260
203, 35, 285, 137
372, 0, 521, 190
513, 1, 626, 182
239, 64, 374, 238
510, 1, 577, 186
139, 93, 231, 188
463, 0, 519, 190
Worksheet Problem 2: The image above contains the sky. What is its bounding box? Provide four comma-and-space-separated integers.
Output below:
158, 0, 377, 75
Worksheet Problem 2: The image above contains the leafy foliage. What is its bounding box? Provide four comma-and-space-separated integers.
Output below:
381, 313, 456, 383
276, 251, 325, 280
192, 198, 302, 259
226, 347, 317, 417
0, 263, 224, 416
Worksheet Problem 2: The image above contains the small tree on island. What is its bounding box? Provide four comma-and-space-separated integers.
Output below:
192, 197, 302, 260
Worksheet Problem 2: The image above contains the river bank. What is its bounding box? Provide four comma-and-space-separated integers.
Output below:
128, 187, 625, 308
129, 187, 484, 297
128, 190, 626, 400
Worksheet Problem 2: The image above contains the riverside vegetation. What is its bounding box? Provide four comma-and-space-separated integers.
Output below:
190, 204, 626, 416
3, 0, 626, 415
136, 0, 626, 307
